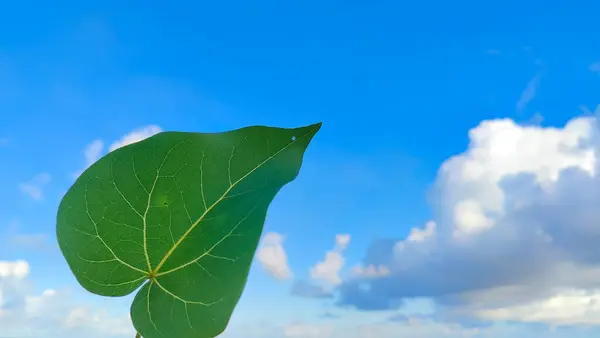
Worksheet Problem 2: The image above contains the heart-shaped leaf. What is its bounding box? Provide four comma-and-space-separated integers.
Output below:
56, 123, 321, 338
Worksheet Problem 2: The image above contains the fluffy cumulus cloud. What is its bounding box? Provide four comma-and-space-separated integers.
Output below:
73, 125, 162, 179
255, 232, 354, 298
256, 233, 351, 285
256, 232, 294, 280
338, 116, 600, 327
0, 260, 132, 338
310, 234, 351, 287
290, 234, 352, 298
108, 125, 162, 152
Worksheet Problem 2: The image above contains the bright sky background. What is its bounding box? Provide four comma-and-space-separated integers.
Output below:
3, 1, 600, 337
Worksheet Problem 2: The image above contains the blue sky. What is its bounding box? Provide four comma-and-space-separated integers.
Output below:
3, 1, 600, 337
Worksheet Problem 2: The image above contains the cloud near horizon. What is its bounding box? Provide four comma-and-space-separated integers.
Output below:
13, 113, 600, 336
0, 260, 133, 338
330, 116, 600, 327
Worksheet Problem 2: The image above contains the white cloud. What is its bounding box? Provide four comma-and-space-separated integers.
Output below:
72, 139, 104, 179
390, 220, 437, 257
291, 234, 352, 298
0, 260, 132, 338
73, 125, 161, 179
84, 139, 104, 166
108, 125, 161, 152
310, 234, 351, 287
475, 288, 600, 325
440, 117, 595, 237
407, 220, 436, 242
256, 232, 293, 280
311, 252, 345, 286
339, 115, 600, 327
18, 172, 51, 200
62, 306, 133, 336
0, 260, 29, 279
335, 234, 351, 250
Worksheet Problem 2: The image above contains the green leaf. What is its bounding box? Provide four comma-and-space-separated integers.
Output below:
56, 123, 321, 338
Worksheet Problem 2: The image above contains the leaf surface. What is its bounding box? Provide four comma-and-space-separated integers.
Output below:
56, 123, 321, 338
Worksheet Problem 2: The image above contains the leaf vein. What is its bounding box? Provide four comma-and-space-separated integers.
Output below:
146, 281, 163, 335
83, 182, 147, 275
153, 127, 316, 275
154, 279, 224, 306
80, 273, 147, 288
155, 196, 263, 276
199, 142, 210, 211
143, 140, 190, 272
132, 154, 150, 194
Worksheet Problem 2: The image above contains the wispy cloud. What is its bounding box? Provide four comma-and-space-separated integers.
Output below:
1, 219, 50, 252
71, 139, 104, 179
516, 73, 542, 112
580, 104, 600, 116
10, 233, 49, 251
18, 173, 51, 200
84, 139, 104, 167
590, 61, 600, 73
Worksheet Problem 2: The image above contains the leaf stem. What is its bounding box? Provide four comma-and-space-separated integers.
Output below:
135, 332, 141, 338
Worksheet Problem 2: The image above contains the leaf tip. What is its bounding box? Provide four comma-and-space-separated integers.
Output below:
307, 122, 322, 136
298, 122, 322, 145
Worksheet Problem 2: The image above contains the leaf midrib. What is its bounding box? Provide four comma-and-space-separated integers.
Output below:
150, 126, 318, 277
142, 140, 190, 274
